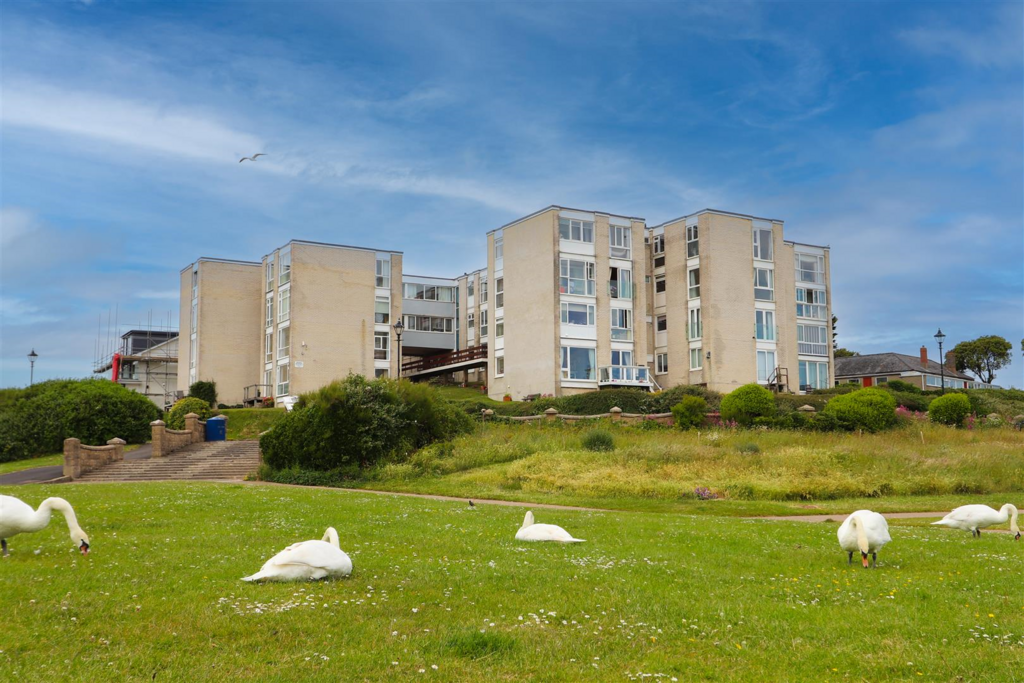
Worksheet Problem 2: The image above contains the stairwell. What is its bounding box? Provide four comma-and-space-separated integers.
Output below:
76, 441, 261, 482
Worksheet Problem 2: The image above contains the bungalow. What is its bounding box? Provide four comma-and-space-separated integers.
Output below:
833, 346, 983, 391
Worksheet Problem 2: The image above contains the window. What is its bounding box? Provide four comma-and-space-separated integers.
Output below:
266, 260, 274, 291
375, 368, 389, 379
560, 302, 595, 326
403, 315, 455, 333
276, 363, 289, 396
611, 308, 632, 341
191, 269, 198, 299
690, 347, 703, 370
754, 268, 774, 301
797, 324, 829, 356
495, 317, 504, 338
480, 278, 488, 304
558, 217, 594, 243
653, 233, 665, 267
688, 268, 700, 299
796, 288, 828, 319
189, 336, 196, 369
796, 253, 825, 284
279, 250, 291, 285
264, 368, 272, 392
686, 224, 699, 258
403, 284, 455, 301
375, 296, 390, 324
480, 309, 488, 337
278, 287, 290, 322
755, 310, 775, 341
375, 258, 390, 288
559, 259, 596, 296
656, 353, 668, 374
467, 311, 475, 332
467, 280, 475, 298
374, 331, 389, 360
561, 346, 596, 380
925, 375, 941, 387
191, 301, 198, 332
610, 225, 631, 259
495, 278, 504, 308
799, 361, 829, 391
688, 308, 702, 339
655, 275, 666, 293
875, 376, 888, 384
265, 331, 273, 363
611, 350, 633, 366
757, 350, 777, 382
265, 293, 274, 327
753, 227, 773, 261
494, 237, 503, 262
495, 355, 505, 376
656, 315, 667, 332
610, 267, 632, 299
277, 326, 290, 359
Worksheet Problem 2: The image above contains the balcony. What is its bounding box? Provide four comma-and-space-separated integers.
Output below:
608, 281, 634, 300
798, 342, 829, 356
598, 365, 652, 388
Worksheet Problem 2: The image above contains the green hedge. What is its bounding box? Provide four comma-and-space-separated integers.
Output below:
821, 387, 897, 432
720, 384, 776, 425
188, 381, 218, 407
0, 379, 160, 463
671, 396, 708, 430
928, 393, 971, 427
166, 397, 213, 430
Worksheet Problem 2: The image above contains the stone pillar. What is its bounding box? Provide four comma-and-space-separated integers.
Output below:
107, 438, 126, 463
63, 438, 81, 479
544, 407, 559, 422
184, 413, 202, 443
151, 420, 166, 458
609, 407, 622, 422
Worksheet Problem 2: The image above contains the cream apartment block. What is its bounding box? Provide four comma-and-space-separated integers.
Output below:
181, 205, 832, 404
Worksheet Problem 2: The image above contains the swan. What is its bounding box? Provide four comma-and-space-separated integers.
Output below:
0, 495, 90, 556
515, 511, 584, 543
932, 504, 1020, 539
837, 510, 890, 568
241, 527, 353, 581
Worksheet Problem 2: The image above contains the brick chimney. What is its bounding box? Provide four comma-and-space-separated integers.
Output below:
945, 351, 957, 370
919, 345, 928, 366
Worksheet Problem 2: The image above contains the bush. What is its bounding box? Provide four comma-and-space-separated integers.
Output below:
671, 396, 707, 430
645, 385, 721, 413
928, 393, 971, 427
888, 391, 931, 413
720, 384, 776, 426
885, 380, 920, 394
581, 429, 615, 452
736, 442, 760, 454
0, 378, 160, 462
188, 381, 218, 407
820, 388, 897, 433
166, 397, 213, 430
260, 375, 473, 472
774, 393, 829, 414
557, 389, 649, 416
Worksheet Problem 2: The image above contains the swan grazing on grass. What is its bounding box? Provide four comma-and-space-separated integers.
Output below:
0, 495, 90, 557
241, 527, 352, 582
837, 510, 890, 568
932, 504, 1020, 540
515, 511, 585, 543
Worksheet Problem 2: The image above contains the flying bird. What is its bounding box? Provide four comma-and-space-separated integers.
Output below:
239, 153, 266, 163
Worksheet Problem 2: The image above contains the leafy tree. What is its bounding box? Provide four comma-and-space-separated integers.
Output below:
952, 335, 1012, 384
831, 314, 839, 349
833, 348, 859, 358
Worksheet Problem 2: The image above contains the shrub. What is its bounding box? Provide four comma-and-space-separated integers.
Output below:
581, 429, 615, 452
671, 396, 707, 430
188, 381, 218, 407
736, 442, 760, 454
166, 397, 213, 430
645, 385, 721, 413
720, 384, 776, 426
820, 388, 897, 432
885, 380, 920, 394
557, 389, 649, 416
928, 393, 971, 427
774, 393, 829, 414
888, 391, 931, 413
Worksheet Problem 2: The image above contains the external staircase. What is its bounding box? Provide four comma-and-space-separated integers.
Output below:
76, 441, 261, 482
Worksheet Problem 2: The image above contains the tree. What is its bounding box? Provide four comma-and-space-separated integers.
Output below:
831, 314, 839, 349
834, 348, 859, 358
951, 335, 1012, 384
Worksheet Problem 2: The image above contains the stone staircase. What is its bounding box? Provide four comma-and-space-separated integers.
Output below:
76, 441, 261, 482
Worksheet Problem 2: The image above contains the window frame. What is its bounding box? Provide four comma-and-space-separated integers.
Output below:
560, 345, 597, 381
279, 250, 291, 286
277, 325, 290, 360
656, 315, 667, 332
558, 217, 595, 244
375, 296, 391, 324
610, 225, 632, 260
757, 349, 777, 382
610, 308, 633, 341
753, 227, 773, 261
690, 346, 703, 370
495, 277, 504, 308
375, 257, 391, 288
755, 309, 775, 341
559, 258, 596, 297
655, 352, 668, 374
276, 362, 290, 397
560, 302, 595, 326
688, 308, 702, 340
277, 286, 291, 322
373, 331, 390, 360
495, 355, 505, 377
688, 268, 700, 299
753, 267, 774, 301
686, 224, 699, 258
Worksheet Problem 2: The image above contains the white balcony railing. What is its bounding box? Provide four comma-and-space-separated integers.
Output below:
598, 365, 652, 387
798, 342, 829, 356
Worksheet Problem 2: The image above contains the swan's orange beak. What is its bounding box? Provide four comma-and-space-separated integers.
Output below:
80, 541, 90, 555
861, 553, 869, 568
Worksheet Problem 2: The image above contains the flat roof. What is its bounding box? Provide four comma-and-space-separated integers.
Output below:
179, 257, 261, 273
263, 239, 402, 260
649, 208, 785, 229
785, 239, 831, 250
487, 205, 645, 235
403, 273, 458, 284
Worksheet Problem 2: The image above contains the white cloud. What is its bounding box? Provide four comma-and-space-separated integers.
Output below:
0, 297, 60, 325
899, 6, 1023, 68
135, 289, 179, 300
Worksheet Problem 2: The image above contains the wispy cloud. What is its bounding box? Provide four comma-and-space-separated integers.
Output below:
900, 5, 1024, 68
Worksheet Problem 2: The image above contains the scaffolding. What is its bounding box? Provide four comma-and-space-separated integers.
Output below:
93, 309, 179, 410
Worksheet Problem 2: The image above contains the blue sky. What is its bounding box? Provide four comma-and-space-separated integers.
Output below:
2, 1, 1022, 387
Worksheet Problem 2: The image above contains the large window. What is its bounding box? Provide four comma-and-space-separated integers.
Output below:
278, 287, 290, 322
754, 268, 774, 301
279, 250, 291, 285
690, 347, 703, 370
755, 310, 775, 341
796, 288, 827, 319
375, 296, 390, 324
610, 225, 631, 259
403, 315, 454, 333
609, 267, 632, 299
797, 324, 829, 356
559, 259, 595, 296
265, 331, 273, 363
753, 227, 773, 261
688, 308, 702, 339
925, 375, 941, 387
480, 309, 488, 337
688, 268, 700, 299
375, 258, 390, 288
611, 308, 632, 341
403, 284, 455, 301
796, 253, 825, 284
611, 350, 633, 366
757, 349, 776, 382
560, 302, 595, 326
495, 278, 504, 308
799, 360, 829, 390
266, 260, 274, 292
374, 331, 389, 360
686, 224, 699, 257
558, 217, 594, 243
276, 363, 289, 396
265, 293, 274, 327
277, 326, 290, 359
561, 346, 596, 380
656, 353, 668, 374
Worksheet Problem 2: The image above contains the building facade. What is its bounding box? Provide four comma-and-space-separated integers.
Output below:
834, 348, 984, 390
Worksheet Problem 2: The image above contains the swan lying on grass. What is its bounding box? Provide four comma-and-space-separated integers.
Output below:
837, 510, 890, 568
242, 527, 352, 581
932, 504, 1020, 539
515, 511, 585, 543
0, 495, 90, 557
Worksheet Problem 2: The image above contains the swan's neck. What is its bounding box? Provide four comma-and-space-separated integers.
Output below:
1002, 504, 1019, 532
40, 498, 82, 537
853, 516, 869, 554
322, 527, 339, 548
521, 511, 535, 529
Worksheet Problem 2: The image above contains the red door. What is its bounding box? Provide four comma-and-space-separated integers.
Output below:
862, 377, 873, 387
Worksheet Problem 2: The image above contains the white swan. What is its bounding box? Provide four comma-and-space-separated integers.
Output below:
241, 527, 353, 581
932, 504, 1020, 540
837, 510, 890, 568
515, 511, 584, 543
0, 495, 90, 556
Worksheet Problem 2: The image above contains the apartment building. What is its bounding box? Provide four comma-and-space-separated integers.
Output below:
453, 268, 486, 384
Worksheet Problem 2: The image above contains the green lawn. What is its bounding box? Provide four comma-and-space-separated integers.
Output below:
0, 453, 63, 475
219, 408, 286, 441
434, 385, 500, 403
1, 482, 1021, 681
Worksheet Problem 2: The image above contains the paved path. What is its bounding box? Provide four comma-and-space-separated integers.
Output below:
0, 444, 152, 486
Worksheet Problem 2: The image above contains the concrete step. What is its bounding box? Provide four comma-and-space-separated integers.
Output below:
76, 440, 262, 482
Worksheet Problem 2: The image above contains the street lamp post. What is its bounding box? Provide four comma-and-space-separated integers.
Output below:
28, 349, 38, 386
393, 320, 404, 378
934, 329, 946, 395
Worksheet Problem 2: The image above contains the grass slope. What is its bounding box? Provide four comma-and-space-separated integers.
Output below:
0, 453, 63, 475
1, 483, 1021, 681
219, 408, 286, 441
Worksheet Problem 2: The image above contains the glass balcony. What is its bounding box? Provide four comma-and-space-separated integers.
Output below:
598, 365, 652, 387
